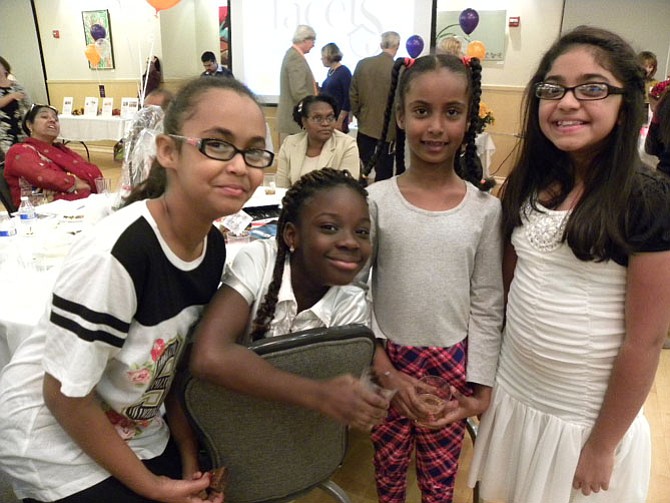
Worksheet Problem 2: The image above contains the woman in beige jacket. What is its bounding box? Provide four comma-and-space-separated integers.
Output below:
276, 94, 360, 187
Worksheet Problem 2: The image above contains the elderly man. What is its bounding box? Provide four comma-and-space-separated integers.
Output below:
350, 31, 400, 182
277, 25, 317, 144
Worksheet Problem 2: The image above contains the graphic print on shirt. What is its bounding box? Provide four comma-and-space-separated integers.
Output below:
104, 334, 182, 439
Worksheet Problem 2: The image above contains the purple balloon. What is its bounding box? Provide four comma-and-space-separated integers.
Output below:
90, 23, 106, 41
406, 35, 424, 59
459, 8, 479, 35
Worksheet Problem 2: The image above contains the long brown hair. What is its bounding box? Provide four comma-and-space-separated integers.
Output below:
500, 26, 646, 262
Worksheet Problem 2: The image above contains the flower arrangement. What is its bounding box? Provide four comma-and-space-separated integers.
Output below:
650, 79, 670, 100
475, 101, 495, 134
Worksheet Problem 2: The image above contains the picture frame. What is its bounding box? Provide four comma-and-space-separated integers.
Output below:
435, 10, 507, 61
82, 9, 115, 70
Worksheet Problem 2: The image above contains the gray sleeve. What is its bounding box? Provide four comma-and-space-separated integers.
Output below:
466, 198, 504, 386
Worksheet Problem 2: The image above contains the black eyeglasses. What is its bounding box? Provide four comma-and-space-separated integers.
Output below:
534, 82, 625, 101
307, 114, 336, 124
169, 135, 274, 169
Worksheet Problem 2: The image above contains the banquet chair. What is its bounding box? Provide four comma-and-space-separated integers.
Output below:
179, 324, 376, 503
0, 157, 17, 214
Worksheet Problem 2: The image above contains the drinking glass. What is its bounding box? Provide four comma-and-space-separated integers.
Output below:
263, 173, 276, 195
95, 177, 113, 194
415, 375, 451, 424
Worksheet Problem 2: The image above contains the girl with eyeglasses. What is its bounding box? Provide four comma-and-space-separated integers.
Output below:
469, 26, 670, 502
0, 77, 270, 502
275, 94, 360, 188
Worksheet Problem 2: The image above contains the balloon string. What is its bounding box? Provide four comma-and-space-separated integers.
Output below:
140, 14, 158, 106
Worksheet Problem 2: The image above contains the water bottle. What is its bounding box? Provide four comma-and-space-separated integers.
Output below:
17, 196, 37, 236
0, 211, 16, 237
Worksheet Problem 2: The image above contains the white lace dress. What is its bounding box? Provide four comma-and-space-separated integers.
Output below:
468, 202, 651, 503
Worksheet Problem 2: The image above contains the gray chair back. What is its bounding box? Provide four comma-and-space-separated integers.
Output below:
180, 324, 375, 503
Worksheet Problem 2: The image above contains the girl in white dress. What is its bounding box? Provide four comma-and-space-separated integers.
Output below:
468, 26, 670, 502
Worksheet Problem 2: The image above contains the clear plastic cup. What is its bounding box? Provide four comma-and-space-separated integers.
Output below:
416, 375, 451, 423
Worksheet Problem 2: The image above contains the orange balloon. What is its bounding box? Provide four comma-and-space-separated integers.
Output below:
85, 43, 101, 67
146, 0, 181, 13
467, 40, 486, 60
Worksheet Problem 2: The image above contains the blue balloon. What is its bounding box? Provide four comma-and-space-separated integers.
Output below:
459, 8, 479, 35
406, 35, 424, 59
90, 23, 106, 41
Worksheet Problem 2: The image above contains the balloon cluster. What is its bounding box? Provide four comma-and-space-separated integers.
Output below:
459, 8, 486, 60
432, 8, 488, 61
85, 0, 182, 66
84, 44, 100, 66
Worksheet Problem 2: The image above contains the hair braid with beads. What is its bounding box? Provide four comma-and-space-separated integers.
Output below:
248, 168, 368, 340
365, 55, 494, 191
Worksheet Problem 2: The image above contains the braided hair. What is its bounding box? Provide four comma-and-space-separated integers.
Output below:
364, 54, 494, 191
249, 168, 368, 341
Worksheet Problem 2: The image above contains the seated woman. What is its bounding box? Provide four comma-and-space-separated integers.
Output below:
191, 168, 389, 432
4, 104, 103, 207
276, 95, 360, 188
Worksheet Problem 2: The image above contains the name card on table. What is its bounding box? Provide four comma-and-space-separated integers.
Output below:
84, 97, 99, 117
101, 97, 114, 117
120, 97, 139, 119
62, 97, 74, 115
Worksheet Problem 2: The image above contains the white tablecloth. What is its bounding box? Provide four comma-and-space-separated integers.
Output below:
0, 189, 282, 369
58, 115, 132, 142
0, 194, 114, 369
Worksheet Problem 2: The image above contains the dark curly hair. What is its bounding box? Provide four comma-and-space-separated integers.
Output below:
292, 94, 340, 128
249, 168, 367, 340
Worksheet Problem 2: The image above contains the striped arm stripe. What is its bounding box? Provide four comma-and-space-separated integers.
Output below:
50, 311, 126, 348
51, 294, 130, 348
52, 294, 129, 332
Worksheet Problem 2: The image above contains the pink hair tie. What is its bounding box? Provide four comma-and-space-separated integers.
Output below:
404, 57, 415, 68
462, 56, 471, 67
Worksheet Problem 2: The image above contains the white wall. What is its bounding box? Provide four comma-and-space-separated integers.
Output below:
436, 0, 564, 88
563, 0, 670, 79
0, 0, 48, 104
2, 1, 667, 99
33, 0, 164, 81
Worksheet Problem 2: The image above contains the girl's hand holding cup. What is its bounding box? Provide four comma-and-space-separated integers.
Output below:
414, 375, 452, 428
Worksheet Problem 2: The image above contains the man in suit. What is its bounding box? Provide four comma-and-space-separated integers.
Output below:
200, 51, 234, 78
350, 31, 400, 182
278, 25, 317, 144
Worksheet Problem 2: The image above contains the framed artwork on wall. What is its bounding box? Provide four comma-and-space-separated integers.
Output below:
82, 9, 115, 70
435, 10, 506, 61
219, 2, 231, 69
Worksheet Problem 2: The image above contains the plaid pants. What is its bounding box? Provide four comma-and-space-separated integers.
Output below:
371, 341, 468, 503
